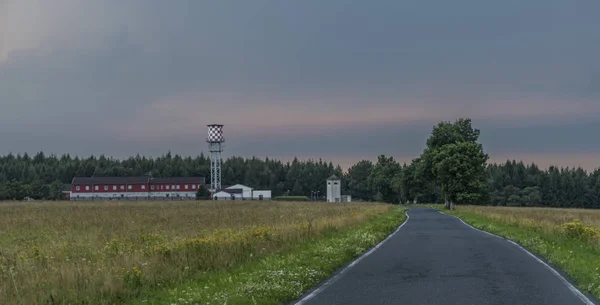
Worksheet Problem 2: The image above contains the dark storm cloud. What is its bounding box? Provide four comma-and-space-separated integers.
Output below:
1, 0, 599, 169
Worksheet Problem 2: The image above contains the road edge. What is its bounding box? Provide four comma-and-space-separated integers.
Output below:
290, 208, 411, 305
438, 209, 598, 305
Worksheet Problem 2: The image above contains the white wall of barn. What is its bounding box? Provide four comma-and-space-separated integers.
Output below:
70, 191, 197, 200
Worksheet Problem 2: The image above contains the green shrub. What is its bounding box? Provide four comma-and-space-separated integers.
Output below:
559, 219, 600, 241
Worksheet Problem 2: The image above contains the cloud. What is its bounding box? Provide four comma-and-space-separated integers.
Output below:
0, 0, 599, 170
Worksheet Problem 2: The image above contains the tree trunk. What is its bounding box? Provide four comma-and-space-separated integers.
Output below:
449, 201, 455, 210
444, 196, 449, 209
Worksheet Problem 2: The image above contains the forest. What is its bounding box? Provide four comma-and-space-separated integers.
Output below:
1, 118, 599, 208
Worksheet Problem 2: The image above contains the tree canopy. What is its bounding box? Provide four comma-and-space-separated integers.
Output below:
432, 142, 488, 208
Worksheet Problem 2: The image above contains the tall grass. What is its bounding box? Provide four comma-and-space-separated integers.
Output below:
128, 206, 407, 305
457, 205, 600, 229
0, 200, 393, 305
452, 205, 600, 245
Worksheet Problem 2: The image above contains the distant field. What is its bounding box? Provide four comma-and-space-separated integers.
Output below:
422, 204, 600, 229
453, 205, 600, 233
0, 200, 394, 305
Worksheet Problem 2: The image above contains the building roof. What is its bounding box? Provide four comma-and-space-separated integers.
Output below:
225, 184, 252, 190
327, 174, 340, 180
62, 184, 72, 192
213, 191, 231, 196
150, 177, 205, 184
215, 188, 243, 194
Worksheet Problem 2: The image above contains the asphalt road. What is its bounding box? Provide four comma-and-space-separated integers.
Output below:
292, 206, 598, 305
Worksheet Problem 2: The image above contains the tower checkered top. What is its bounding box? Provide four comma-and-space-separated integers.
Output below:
207, 124, 224, 192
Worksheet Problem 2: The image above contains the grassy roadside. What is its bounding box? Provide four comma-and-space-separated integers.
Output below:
125, 206, 407, 305
427, 205, 600, 300
0, 201, 395, 304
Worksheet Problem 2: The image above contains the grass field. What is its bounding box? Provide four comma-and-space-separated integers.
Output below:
428, 204, 600, 299
0, 200, 401, 305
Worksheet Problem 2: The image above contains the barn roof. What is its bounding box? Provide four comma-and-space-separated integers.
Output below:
327, 174, 340, 180
215, 188, 243, 194
150, 177, 205, 184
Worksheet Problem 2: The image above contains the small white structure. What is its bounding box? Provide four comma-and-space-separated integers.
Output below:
213, 188, 244, 200
341, 195, 352, 202
213, 190, 234, 200
252, 190, 272, 200
327, 175, 342, 202
212, 184, 272, 200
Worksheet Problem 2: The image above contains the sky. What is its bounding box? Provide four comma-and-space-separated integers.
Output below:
1, 0, 599, 171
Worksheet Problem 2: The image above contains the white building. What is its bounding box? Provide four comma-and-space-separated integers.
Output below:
211, 184, 272, 200
326, 175, 341, 202
213, 188, 244, 200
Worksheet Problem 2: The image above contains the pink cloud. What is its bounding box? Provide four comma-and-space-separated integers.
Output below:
118, 90, 600, 141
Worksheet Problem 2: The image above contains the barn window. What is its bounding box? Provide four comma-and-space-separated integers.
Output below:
76, 186, 80, 191
141, 185, 146, 190
151, 185, 155, 190
172, 185, 176, 189
120, 185, 124, 190
104, 186, 108, 191
113, 186, 117, 190
176, 185, 180, 190
166, 185, 170, 190
334, 182, 338, 185
128, 185, 132, 190
184, 185, 188, 189
192, 185, 196, 189
95, 186, 98, 191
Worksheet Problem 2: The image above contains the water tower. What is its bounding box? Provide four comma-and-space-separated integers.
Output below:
207, 124, 224, 192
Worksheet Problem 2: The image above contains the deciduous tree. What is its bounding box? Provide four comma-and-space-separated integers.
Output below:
431, 142, 488, 209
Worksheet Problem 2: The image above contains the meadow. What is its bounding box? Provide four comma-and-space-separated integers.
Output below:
0, 200, 399, 305
433, 204, 600, 299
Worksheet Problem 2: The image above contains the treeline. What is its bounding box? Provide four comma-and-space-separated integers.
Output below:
351, 119, 600, 209
1, 118, 600, 207
0, 152, 344, 200
359, 118, 600, 209
486, 162, 600, 208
